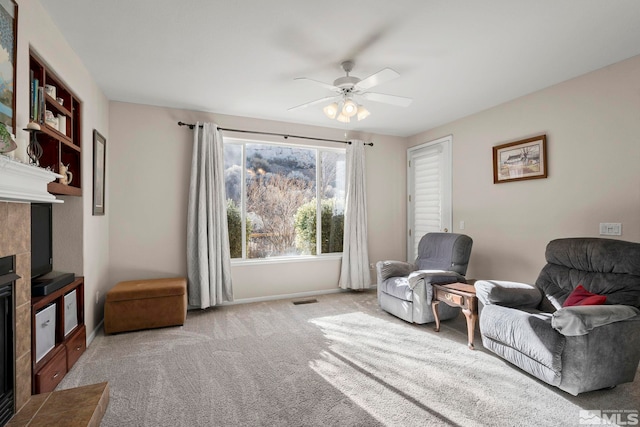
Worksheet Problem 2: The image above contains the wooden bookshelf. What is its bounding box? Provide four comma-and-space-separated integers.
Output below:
29, 51, 83, 196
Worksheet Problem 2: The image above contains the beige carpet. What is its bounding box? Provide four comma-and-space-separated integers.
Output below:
58, 290, 640, 426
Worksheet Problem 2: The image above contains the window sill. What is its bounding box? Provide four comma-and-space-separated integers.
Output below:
230, 254, 342, 266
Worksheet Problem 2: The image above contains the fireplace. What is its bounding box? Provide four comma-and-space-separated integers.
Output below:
0, 201, 32, 418
0, 256, 16, 425
0, 159, 62, 419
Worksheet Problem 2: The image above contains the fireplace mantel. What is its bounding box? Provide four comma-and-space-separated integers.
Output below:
0, 156, 63, 204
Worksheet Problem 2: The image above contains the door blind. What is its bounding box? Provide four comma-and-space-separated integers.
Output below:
411, 147, 442, 257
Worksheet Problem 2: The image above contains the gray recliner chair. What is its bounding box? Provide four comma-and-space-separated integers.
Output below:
376, 233, 473, 324
476, 238, 640, 395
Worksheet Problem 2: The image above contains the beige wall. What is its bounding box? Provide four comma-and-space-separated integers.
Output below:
16, 0, 110, 337
409, 55, 640, 283
108, 102, 407, 301
23, 0, 639, 321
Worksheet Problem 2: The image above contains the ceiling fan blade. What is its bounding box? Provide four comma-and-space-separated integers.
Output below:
344, 23, 395, 61
288, 95, 339, 111
354, 68, 400, 91
294, 77, 340, 92
361, 92, 413, 107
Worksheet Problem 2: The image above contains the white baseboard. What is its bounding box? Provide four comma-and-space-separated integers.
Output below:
95, 286, 379, 324
88, 319, 104, 346
208, 285, 377, 307
219, 288, 346, 306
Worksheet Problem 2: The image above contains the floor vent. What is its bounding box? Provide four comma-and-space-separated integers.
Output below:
292, 298, 318, 305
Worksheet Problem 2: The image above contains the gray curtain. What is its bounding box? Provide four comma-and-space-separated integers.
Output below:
339, 140, 371, 290
187, 122, 233, 308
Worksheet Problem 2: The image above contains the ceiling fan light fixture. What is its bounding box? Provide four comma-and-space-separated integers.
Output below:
342, 99, 358, 117
291, 61, 412, 124
336, 113, 350, 123
356, 105, 370, 121
323, 102, 339, 119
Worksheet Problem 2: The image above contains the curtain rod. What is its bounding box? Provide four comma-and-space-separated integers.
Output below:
177, 121, 373, 146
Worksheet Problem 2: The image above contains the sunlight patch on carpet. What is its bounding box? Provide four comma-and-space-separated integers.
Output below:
309, 311, 588, 426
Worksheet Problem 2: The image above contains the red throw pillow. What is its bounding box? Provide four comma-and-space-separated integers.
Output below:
563, 284, 607, 307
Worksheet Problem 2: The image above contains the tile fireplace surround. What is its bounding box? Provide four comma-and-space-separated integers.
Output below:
0, 157, 63, 415
0, 201, 32, 412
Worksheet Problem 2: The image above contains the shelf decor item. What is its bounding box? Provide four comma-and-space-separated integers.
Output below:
44, 84, 56, 98
92, 130, 106, 215
44, 110, 58, 130
493, 135, 547, 184
59, 162, 73, 185
57, 114, 66, 136
0, 1, 18, 138
25, 122, 43, 165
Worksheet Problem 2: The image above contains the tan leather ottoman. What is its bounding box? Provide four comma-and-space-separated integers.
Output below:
104, 278, 187, 334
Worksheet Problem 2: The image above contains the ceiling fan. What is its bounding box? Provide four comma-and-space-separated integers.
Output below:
289, 60, 412, 122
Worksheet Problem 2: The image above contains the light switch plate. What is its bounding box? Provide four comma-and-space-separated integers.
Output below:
599, 223, 622, 236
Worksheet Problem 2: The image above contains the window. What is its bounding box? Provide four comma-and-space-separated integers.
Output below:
224, 139, 346, 260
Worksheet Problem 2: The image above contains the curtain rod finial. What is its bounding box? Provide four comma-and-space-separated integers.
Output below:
178, 121, 196, 129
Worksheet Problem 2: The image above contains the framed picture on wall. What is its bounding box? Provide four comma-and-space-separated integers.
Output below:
93, 130, 106, 215
493, 135, 547, 184
0, 0, 18, 137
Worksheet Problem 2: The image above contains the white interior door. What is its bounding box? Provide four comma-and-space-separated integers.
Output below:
407, 135, 452, 261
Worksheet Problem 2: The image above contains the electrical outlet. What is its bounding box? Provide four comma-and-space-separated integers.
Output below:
96, 290, 100, 304
369, 263, 375, 269
599, 223, 622, 236
459, 220, 465, 230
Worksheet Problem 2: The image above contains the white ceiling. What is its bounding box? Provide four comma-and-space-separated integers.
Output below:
41, 1, 640, 137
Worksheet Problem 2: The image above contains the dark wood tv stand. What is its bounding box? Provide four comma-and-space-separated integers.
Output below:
31, 277, 85, 394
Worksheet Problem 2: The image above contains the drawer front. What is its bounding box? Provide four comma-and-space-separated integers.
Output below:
65, 325, 86, 370
436, 289, 464, 307
35, 347, 67, 394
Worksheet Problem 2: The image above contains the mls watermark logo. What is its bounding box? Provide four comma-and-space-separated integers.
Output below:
580, 410, 639, 425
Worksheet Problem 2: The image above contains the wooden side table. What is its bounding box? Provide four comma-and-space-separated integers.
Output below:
431, 282, 478, 350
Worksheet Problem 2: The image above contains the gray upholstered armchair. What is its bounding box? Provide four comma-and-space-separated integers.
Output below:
376, 233, 473, 324
476, 238, 640, 395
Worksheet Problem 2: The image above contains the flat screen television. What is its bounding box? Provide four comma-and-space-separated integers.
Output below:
30, 203, 53, 279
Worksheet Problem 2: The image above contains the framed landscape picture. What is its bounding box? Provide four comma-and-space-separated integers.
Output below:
93, 130, 106, 215
493, 135, 547, 184
0, 0, 17, 135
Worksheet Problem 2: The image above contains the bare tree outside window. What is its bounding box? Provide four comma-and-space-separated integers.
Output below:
247, 173, 313, 257
223, 140, 345, 260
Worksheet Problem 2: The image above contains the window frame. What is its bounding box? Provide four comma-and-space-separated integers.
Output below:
224, 137, 346, 264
